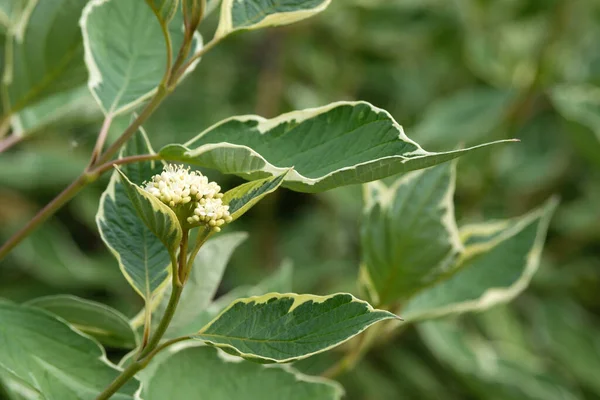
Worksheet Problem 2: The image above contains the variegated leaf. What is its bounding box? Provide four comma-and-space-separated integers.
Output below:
159, 101, 515, 193
26, 295, 137, 349
194, 293, 397, 363
0, 302, 138, 399
215, 0, 331, 39
360, 162, 463, 306
133, 232, 248, 338
97, 129, 173, 301
2, 0, 88, 124
81, 0, 202, 115
222, 171, 289, 222
115, 168, 181, 257
402, 198, 558, 322
139, 345, 343, 400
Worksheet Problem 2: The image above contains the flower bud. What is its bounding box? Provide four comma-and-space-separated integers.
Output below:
144, 164, 232, 231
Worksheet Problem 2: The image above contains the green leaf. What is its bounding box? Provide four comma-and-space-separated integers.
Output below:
550, 84, 600, 141
96, 129, 174, 301
215, 0, 332, 39
536, 299, 600, 395
2, 0, 88, 115
0, 0, 27, 32
159, 101, 516, 193
25, 295, 137, 349
134, 232, 248, 338
115, 167, 182, 254
10, 86, 100, 137
223, 171, 289, 222
140, 346, 343, 400
81, 0, 202, 115
171, 260, 294, 335
0, 302, 138, 399
6, 219, 122, 289
194, 292, 397, 363
402, 198, 558, 322
412, 87, 517, 147
359, 162, 463, 306
419, 318, 580, 400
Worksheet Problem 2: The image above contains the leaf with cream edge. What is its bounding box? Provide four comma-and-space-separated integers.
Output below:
26, 295, 138, 349
401, 197, 558, 322
193, 293, 397, 363
0, 302, 138, 400
360, 161, 463, 307
223, 170, 290, 222
80, 0, 202, 115
115, 168, 182, 258
215, 0, 332, 39
10, 86, 100, 137
550, 84, 600, 140
131, 232, 249, 338
139, 345, 343, 400
96, 129, 173, 301
2, 0, 89, 123
169, 260, 294, 335
159, 101, 517, 193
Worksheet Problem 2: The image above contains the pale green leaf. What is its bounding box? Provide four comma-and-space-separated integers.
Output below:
0, 0, 27, 32
25, 295, 137, 349
419, 318, 580, 400
0, 302, 138, 400
7, 220, 122, 289
159, 101, 515, 193
96, 129, 173, 300
215, 0, 331, 39
360, 162, 463, 306
134, 232, 248, 338
173, 260, 294, 334
536, 299, 600, 395
0, 368, 42, 400
194, 292, 397, 363
140, 345, 343, 400
550, 84, 600, 141
115, 167, 182, 255
81, 0, 202, 115
10, 86, 100, 137
402, 198, 558, 322
223, 171, 289, 221
2, 0, 88, 115
412, 87, 517, 147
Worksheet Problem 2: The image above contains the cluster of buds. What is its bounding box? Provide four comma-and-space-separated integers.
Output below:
144, 164, 232, 231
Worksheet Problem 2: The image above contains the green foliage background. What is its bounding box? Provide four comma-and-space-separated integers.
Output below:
1, 0, 599, 399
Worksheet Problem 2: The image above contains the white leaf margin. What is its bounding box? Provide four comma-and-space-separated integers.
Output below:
165, 101, 517, 192
402, 197, 559, 323
194, 292, 398, 363
359, 160, 464, 306
215, 0, 332, 39
133, 342, 344, 400
79, 0, 203, 116
0, 302, 139, 399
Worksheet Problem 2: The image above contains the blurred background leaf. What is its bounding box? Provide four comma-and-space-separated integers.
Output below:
1, 0, 599, 398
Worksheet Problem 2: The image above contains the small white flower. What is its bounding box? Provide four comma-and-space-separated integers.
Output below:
188, 197, 232, 232
145, 164, 232, 231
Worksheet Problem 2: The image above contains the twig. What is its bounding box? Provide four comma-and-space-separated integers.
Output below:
0, 134, 23, 153
89, 113, 114, 165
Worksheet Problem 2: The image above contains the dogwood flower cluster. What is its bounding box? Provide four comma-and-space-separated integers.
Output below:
144, 164, 232, 231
